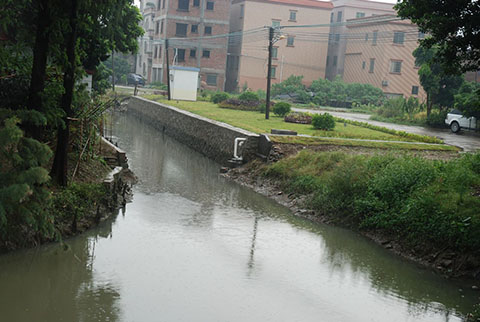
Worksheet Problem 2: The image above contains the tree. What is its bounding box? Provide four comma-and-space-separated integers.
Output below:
455, 82, 480, 118
395, 0, 480, 74
413, 45, 464, 116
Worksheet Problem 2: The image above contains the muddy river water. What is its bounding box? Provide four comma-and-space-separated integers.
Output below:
0, 112, 478, 322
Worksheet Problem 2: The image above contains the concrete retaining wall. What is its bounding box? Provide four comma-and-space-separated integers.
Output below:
127, 97, 260, 164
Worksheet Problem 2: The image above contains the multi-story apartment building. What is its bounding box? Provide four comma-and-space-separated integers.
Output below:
136, 0, 230, 90
226, 0, 332, 92
342, 14, 426, 100
325, 0, 394, 81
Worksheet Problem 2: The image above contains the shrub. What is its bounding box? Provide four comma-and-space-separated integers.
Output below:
426, 109, 448, 128
238, 91, 260, 102
219, 98, 261, 111
284, 112, 312, 124
273, 102, 291, 117
211, 92, 230, 104
312, 113, 335, 130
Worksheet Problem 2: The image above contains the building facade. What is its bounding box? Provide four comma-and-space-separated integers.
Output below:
136, 0, 230, 90
226, 0, 332, 92
342, 14, 426, 100
325, 0, 394, 81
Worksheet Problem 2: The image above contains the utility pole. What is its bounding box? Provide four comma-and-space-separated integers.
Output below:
165, 38, 171, 100
265, 27, 274, 120
112, 50, 115, 91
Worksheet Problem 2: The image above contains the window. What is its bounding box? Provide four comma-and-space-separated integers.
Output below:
337, 11, 343, 22
369, 58, 375, 73
418, 31, 425, 39
144, 41, 147, 53
161, 21, 164, 33
138, 55, 142, 66
270, 66, 277, 78
206, 1, 214, 10
205, 26, 212, 35
356, 12, 365, 18
176, 48, 186, 62
202, 49, 210, 58
272, 47, 278, 59
333, 56, 337, 66
328, 33, 333, 43
330, 12, 334, 22
412, 86, 419, 95
272, 20, 280, 28
390, 60, 402, 73
162, 0, 165, 8
240, 4, 244, 18
289, 11, 297, 21
176, 23, 187, 37
393, 31, 405, 44
178, 0, 189, 11
326, 56, 330, 66
193, 0, 200, 6
206, 74, 217, 85
159, 46, 162, 57
156, 22, 159, 34
154, 46, 158, 58
362, 61, 366, 69
191, 24, 198, 33
287, 36, 294, 46
372, 30, 378, 45
365, 33, 369, 41
190, 49, 196, 58
335, 33, 340, 42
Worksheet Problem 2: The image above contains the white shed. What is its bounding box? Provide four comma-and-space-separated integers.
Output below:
169, 66, 200, 101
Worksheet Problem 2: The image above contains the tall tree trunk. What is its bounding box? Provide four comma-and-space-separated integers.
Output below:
426, 92, 432, 117
50, 0, 79, 186
26, 0, 51, 137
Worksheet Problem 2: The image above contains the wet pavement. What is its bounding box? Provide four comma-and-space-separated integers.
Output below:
294, 108, 480, 152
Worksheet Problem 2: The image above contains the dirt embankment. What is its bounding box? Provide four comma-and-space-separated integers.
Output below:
223, 143, 480, 285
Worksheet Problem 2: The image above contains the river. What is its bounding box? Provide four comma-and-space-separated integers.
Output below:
0, 112, 477, 322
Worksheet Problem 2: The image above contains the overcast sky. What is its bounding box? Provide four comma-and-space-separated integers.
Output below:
133, 0, 398, 7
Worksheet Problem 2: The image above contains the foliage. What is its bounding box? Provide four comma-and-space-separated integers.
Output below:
467, 304, 480, 322
211, 92, 230, 104
102, 55, 132, 85
454, 82, 480, 119
273, 102, 291, 117
264, 151, 480, 252
395, 0, 480, 73
414, 45, 464, 114
273, 76, 385, 107
312, 113, 335, 131
0, 117, 53, 250
284, 112, 312, 124
218, 98, 262, 111
426, 109, 448, 128
238, 91, 260, 102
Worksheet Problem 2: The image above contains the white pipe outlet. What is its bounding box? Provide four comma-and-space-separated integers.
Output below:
233, 138, 247, 160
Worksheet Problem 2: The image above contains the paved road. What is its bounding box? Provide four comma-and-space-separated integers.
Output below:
294, 108, 480, 152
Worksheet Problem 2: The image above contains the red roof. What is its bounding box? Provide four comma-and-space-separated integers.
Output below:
251, 0, 333, 9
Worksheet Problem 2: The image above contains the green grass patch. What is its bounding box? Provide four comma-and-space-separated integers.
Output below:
271, 135, 459, 152
142, 95, 437, 143
263, 151, 480, 252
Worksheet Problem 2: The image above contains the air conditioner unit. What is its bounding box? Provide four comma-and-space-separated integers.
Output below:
381, 80, 389, 87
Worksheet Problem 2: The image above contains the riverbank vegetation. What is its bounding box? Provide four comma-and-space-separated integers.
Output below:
255, 151, 480, 277
0, 1, 142, 252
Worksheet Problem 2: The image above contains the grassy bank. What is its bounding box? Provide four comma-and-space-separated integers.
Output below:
261, 151, 480, 260
141, 95, 442, 144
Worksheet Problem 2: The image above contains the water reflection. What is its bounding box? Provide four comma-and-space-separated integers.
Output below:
0, 112, 477, 322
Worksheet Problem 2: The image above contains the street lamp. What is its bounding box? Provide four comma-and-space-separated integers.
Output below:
265, 27, 285, 120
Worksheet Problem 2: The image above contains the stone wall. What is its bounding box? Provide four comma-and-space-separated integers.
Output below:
127, 97, 260, 164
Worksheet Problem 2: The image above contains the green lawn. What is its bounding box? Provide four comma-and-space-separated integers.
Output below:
271, 135, 460, 152
142, 96, 430, 142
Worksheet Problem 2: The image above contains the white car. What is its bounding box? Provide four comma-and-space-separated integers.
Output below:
445, 109, 478, 133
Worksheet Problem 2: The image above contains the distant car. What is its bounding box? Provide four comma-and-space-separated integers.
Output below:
127, 73, 145, 86
445, 109, 478, 133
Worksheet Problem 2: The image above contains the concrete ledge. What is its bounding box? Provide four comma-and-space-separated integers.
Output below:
127, 96, 261, 165
101, 137, 128, 168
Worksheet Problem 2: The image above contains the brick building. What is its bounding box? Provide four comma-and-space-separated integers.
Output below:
136, 0, 230, 90
226, 0, 333, 92
325, 0, 395, 81
342, 14, 426, 100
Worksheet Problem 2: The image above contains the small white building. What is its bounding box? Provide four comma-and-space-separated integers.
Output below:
170, 66, 200, 101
